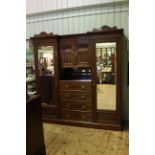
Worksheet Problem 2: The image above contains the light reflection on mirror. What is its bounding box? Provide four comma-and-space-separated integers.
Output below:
38, 46, 54, 76
96, 42, 116, 110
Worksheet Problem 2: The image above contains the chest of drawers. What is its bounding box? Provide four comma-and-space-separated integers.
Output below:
59, 80, 92, 122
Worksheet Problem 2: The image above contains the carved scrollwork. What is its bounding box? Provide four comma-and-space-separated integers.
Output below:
92, 25, 117, 32
33, 31, 54, 38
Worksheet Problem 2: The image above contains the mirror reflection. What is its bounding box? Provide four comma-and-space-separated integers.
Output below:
38, 46, 54, 75
26, 40, 37, 95
38, 46, 55, 106
96, 42, 116, 110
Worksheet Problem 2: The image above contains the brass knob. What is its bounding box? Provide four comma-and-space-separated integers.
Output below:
81, 85, 85, 89
81, 115, 86, 119
82, 105, 85, 109
65, 94, 69, 98
66, 114, 70, 118
81, 95, 85, 99
65, 85, 69, 88
66, 104, 70, 107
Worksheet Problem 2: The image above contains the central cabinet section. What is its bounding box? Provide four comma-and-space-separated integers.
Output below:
60, 36, 90, 68
59, 35, 93, 122
59, 80, 92, 122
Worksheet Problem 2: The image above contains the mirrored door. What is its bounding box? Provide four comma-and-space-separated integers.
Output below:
38, 46, 54, 76
96, 42, 117, 110
37, 46, 56, 106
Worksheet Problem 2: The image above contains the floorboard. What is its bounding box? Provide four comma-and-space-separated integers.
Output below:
43, 123, 129, 155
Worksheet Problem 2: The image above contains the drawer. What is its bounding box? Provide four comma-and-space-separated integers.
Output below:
42, 107, 57, 118
61, 110, 92, 122
59, 101, 92, 111
59, 92, 92, 101
59, 80, 92, 91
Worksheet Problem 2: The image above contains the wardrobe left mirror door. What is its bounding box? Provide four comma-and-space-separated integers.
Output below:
37, 45, 56, 106
38, 46, 55, 76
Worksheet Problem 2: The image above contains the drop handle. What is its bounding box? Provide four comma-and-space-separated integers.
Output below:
65, 85, 69, 88
65, 94, 69, 98
81, 115, 86, 119
81, 85, 85, 89
81, 95, 85, 99
66, 104, 70, 107
81, 105, 86, 109
66, 114, 70, 118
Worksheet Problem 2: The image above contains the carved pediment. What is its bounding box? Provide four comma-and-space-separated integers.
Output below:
33, 32, 54, 38
92, 25, 117, 32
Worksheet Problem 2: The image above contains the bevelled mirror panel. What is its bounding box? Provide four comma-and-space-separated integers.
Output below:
96, 42, 116, 110
38, 46, 54, 76
37, 46, 55, 106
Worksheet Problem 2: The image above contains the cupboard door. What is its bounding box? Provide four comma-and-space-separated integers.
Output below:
76, 43, 90, 67
37, 46, 56, 106
60, 43, 74, 67
95, 42, 117, 111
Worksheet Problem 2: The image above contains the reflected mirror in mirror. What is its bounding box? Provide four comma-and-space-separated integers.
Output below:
26, 40, 37, 95
38, 46, 54, 76
96, 42, 116, 110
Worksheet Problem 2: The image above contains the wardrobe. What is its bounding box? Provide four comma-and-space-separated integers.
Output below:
30, 26, 127, 130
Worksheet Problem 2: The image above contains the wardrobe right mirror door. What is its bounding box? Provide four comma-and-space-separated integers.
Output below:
96, 42, 117, 110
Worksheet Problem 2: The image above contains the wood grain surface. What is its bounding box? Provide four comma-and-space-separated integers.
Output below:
43, 123, 128, 155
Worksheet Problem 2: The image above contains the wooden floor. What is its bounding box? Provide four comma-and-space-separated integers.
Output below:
43, 123, 129, 155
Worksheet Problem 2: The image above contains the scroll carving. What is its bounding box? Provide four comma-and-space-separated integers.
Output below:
33, 32, 54, 38
92, 25, 117, 32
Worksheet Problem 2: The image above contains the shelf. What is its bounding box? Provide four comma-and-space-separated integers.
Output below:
102, 72, 116, 73
28, 91, 37, 95
62, 65, 91, 68
26, 79, 36, 84
78, 48, 88, 51
63, 49, 72, 52
97, 82, 116, 85
60, 79, 92, 82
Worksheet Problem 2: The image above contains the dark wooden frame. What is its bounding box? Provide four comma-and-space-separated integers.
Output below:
30, 32, 59, 117
90, 34, 122, 124
30, 26, 126, 130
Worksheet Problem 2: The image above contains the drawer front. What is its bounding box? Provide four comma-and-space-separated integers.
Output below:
42, 107, 57, 118
59, 101, 92, 111
61, 110, 92, 122
59, 92, 92, 101
59, 81, 92, 91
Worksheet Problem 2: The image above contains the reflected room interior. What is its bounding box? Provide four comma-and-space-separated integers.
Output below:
38, 46, 56, 106
96, 42, 116, 110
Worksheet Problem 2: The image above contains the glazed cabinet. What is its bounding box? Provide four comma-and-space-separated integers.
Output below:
59, 36, 90, 68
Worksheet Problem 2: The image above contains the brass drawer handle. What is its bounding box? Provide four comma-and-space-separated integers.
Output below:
65, 94, 69, 98
81, 105, 86, 109
65, 85, 69, 88
81, 95, 85, 99
81, 85, 86, 89
66, 114, 70, 118
66, 104, 70, 108
81, 115, 86, 119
